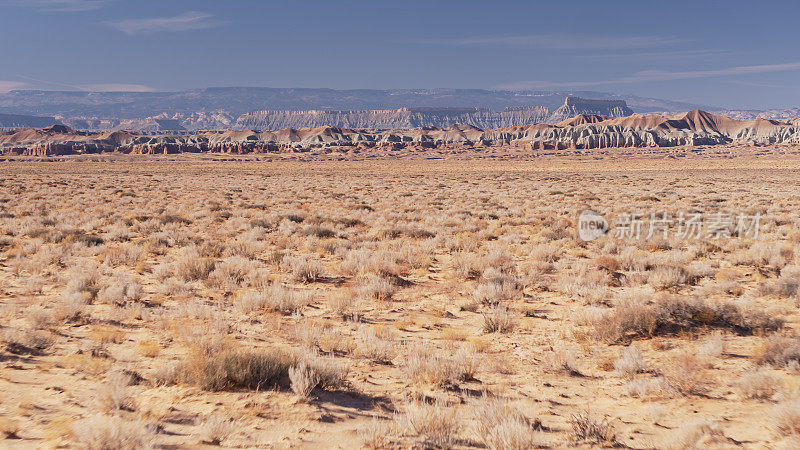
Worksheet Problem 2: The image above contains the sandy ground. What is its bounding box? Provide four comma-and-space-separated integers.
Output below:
1, 154, 800, 448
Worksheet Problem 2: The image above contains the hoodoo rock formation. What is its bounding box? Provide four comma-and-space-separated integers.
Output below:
2, 110, 799, 157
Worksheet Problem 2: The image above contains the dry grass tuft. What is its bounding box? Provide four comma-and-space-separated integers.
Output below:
482, 305, 519, 333
757, 334, 800, 368
96, 371, 135, 412
161, 346, 294, 391
474, 395, 543, 449
568, 410, 616, 445
289, 361, 320, 401
398, 397, 460, 448
358, 415, 394, 449
737, 368, 782, 400
72, 414, 157, 450
199, 413, 236, 445
593, 295, 781, 343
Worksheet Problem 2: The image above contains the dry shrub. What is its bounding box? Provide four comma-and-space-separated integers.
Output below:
284, 254, 326, 283
162, 345, 293, 391
758, 334, 800, 368
199, 413, 236, 445
737, 368, 782, 400
698, 330, 726, 360
237, 284, 311, 315
647, 265, 688, 290
173, 246, 214, 281
759, 265, 800, 299
26, 305, 54, 329
63, 260, 102, 301
340, 248, 399, 277
568, 410, 616, 445
687, 261, 716, 285
732, 241, 792, 268
614, 345, 647, 380
97, 272, 142, 305
72, 414, 157, 450
544, 344, 584, 376
661, 351, 707, 395
559, 263, 609, 304
358, 326, 397, 364
619, 246, 649, 271
623, 377, 670, 398
665, 418, 724, 450
474, 395, 543, 449
530, 242, 563, 263
302, 352, 348, 390
289, 361, 319, 401
403, 344, 480, 387
226, 233, 264, 259
103, 244, 143, 267
398, 397, 460, 448
233, 289, 268, 314
595, 255, 621, 272
358, 416, 394, 449
482, 305, 519, 333
136, 340, 160, 358
356, 274, 397, 301
97, 371, 135, 412
329, 289, 362, 321
398, 240, 433, 270
90, 324, 125, 344
1, 327, 54, 354
54, 292, 87, 323
594, 294, 781, 343
451, 251, 488, 279
473, 274, 523, 306
440, 326, 468, 341
207, 256, 255, 290
268, 284, 313, 314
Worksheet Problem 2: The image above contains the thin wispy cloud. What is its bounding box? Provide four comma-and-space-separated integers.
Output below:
585, 49, 731, 60
5, 74, 154, 92
0, 80, 28, 93
105, 11, 220, 35
7, 0, 110, 12
497, 61, 800, 90
401, 34, 687, 50
81, 83, 154, 92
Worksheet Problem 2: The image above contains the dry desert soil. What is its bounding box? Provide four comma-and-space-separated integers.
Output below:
1, 154, 800, 449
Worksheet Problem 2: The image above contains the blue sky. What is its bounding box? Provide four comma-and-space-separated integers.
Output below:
1, 0, 799, 108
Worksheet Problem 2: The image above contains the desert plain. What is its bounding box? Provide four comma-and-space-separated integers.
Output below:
1, 154, 800, 449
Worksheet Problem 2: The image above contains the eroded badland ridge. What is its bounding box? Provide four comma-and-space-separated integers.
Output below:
2, 109, 800, 158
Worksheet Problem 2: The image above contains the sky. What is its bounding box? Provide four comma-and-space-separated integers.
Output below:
0, 0, 799, 109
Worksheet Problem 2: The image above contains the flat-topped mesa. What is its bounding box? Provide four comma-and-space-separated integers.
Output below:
234, 100, 635, 131
235, 107, 553, 130
0, 113, 61, 129
2, 110, 799, 156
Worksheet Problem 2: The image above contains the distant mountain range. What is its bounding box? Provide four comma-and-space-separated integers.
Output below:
0, 87, 703, 131
0, 87, 797, 132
